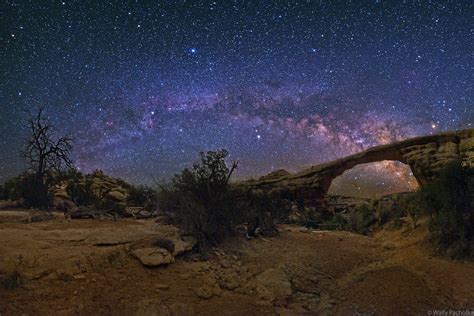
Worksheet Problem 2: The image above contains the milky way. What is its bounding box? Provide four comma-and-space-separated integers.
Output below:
1, 1, 472, 197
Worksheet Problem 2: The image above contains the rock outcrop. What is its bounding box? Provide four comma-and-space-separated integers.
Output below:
52, 170, 157, 218
247, 128, 474, 207
132, 248, 175, 267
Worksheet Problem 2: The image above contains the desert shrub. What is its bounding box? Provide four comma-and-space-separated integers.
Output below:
387, 217, 404, 230
420, 161, 474, 259
128, 185, 156, 206
158, 150, 240, 251
0, 175, 28, 201
349, 203, 376, 235
292, 196, 324, 228
320, 213, 347, 231
243, 189, 292, 237
1, 171, 69, 207
372, 195, 408, 228
67, 178, 98, 206
16, 174, 53, 207
56, 168, 83, 182
398, 193, 425, 229
376, 206, 392, 226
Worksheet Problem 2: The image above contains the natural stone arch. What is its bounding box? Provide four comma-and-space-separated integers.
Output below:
245, 128, 474, 208
327, 160, 419, 198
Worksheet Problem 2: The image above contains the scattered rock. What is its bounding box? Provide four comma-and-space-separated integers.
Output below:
254, 268, 292, 305
56, 270, 73, 282
107, 190, 127, 202
219, 273, 240, 290
196, 285, 214, 299
155, 283, 170, 290
291, 278, 319, 295
135, 300, 171, 316
132, 248, 174, 267
168, 303, 194, 315
73, 274, 86, 280
172, 236, 196, 256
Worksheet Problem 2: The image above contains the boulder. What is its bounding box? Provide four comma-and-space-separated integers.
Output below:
132, 248, 174, 267
54, 184, 70, 199
53, 198, 78, 213
196, 285, 214, 299
254, 268, 292, 305
107, 190, 127, 202
172, 236, 197, 256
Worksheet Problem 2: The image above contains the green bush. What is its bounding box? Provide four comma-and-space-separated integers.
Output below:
18, 174, 53, 207
398, 193, 425, 229
127, 185, 156, 206
0, 173, 56, 207
67, 178, 98, 206
349, 204, 376, 235
372, 195, 408, 228
420, 161, 474, 259
321, 213, 347, 231
1, 176, 23, 201
243, 189, 292, 237
376, 206, 392, 226
158, 150, 241, 251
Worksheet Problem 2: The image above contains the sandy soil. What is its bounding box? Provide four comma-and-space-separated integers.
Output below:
0, 209, 473, 315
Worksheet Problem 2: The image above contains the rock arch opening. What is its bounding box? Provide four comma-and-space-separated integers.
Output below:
327, 160, 420, 198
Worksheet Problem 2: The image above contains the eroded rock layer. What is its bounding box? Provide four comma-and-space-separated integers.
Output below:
246, 128, 474, 206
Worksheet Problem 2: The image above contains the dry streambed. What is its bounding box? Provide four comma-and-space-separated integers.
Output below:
1, 210, 473, 315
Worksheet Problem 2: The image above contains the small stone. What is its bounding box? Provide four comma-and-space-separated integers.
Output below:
221, 259, 231, 269
155, 283, 170, 290
73, 274, 86, 280
196, 285, 214, 299
132, 248, 175, 267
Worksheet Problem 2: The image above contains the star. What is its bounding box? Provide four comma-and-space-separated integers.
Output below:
0, 1, 470, 198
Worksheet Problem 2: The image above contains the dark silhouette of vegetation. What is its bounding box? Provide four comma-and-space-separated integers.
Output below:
399, 194, 424, 229
420, 161, 474, 258
127, 184, 157, 207
244, 189, 292, 237
0, 175, 22, 201
349, 204, 377, 235
19, 106, 73, 207
158, 149, 239, 251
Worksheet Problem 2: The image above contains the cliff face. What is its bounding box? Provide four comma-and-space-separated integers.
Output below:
247, 128, 474, 205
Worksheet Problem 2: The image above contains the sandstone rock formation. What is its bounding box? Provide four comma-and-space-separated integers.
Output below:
132, 248, 175, 267
51, 170, 158, 218
247, 128, 474, 207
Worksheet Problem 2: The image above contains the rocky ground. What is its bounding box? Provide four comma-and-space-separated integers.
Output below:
0, 209, 473, 315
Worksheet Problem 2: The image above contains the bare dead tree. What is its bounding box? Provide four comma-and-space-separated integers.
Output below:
225, 160, 239, 185
20, 106, 73, 183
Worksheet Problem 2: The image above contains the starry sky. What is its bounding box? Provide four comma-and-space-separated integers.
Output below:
1, 1, 472, 197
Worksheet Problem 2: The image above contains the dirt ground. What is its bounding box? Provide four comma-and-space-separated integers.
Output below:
0, 209, 473, 315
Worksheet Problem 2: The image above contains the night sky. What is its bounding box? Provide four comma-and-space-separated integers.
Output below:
1, 1, 472, 197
